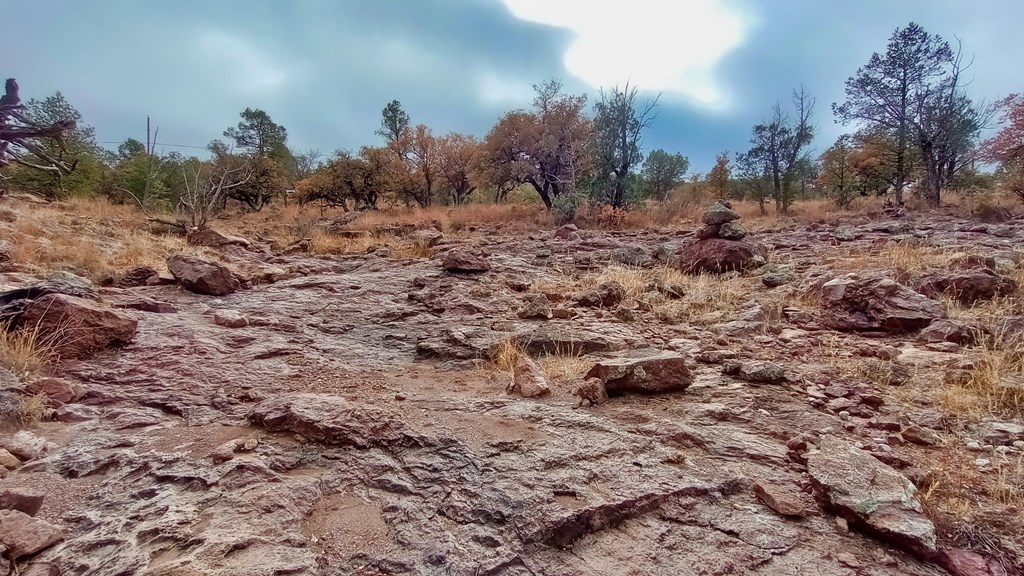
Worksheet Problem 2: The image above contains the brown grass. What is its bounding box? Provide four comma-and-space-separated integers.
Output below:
307, 229, 436, 259
941, 343, 1024, 419
490, 338, 526, 373
3, 198, 186, 281
0, 325, 52, 377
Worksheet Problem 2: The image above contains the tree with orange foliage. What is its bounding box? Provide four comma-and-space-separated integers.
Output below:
706, 151, 731, 198
983, 94, 1024, 199
435, 133, 480, 205
478, 79, 591, 208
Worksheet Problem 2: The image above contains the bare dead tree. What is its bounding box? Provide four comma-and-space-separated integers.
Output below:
0, 78, 78, 192
142, 160, 253, 232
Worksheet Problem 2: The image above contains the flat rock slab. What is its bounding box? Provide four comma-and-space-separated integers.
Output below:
807, 436, 936, 556
248, 393, 428, 449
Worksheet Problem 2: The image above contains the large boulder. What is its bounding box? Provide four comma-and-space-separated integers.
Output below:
676, 238, 765, 274
585, 351, 693, 394
0, 509, 63, 559
14, 294, 137, 359
807, 436, 936, 557
442, 249, 490, 273
916, 269, 1017, 304
167, 254, 240, 296
820, 273, 946, 332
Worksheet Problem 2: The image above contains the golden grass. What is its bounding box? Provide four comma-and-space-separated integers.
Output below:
0, 325, 52, 377
940, 342, 1024, 419
3, 198, 186, 281
532, 264, 755, 326
490, 338, 526, 373
538, 352, 589, 386
307, 229, 436, 259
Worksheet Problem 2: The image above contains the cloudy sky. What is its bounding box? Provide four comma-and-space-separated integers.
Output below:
4, 0, 1024, 171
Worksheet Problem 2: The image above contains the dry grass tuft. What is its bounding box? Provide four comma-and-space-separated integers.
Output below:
0, 326, 53, 377
941, 342, 1024, 419
490, 338, 526, 373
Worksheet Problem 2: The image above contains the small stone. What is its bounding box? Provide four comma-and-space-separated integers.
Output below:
1013, 440, 1024, 450
394, 393, 407, 401
838, 411, 850, 420
835, 553, 862, 568
575, 281, 625, 308
753, 480, 809, 517
442, 248, 490, 273
903, 425, 941, 447
0, 449, 19, 469
966, 441, 982, 451
213, 310, 249, 328
517, 294, 553, 320
733, 361, 786, 384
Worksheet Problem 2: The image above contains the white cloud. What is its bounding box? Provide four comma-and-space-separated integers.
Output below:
499, 0, 756, 109
195, 30, 288, 94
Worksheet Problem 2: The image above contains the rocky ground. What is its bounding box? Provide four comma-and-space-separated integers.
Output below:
0, 199, 1023, 575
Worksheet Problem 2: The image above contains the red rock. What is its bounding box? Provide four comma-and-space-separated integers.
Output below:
0, 509, 63, 559
511, 357, 551, 398
939, 548, 1002, 576
917, 269, 1016, 304
586, 351, 693, 394
112, 265, 160, 288
819, 273, 946, 333
167, 254, 240, 296
753, 480, 810, 517
442, 249, 490, 273
676, 238, 765, 274
575, 281, 625, 308
15, 294, 137, 359
187, 228, 252, 248
0, 487, 44, 516
24, 378, 82, 404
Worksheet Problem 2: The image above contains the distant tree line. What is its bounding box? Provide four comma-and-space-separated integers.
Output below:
1, 21, 1020, 219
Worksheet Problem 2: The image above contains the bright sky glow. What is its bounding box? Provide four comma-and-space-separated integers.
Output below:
500, 0, 755, 109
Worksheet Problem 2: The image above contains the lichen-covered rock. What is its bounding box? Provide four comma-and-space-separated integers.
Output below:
916, 269, 1017, 304
807, 436, 936, 556
702, 200, 740, 225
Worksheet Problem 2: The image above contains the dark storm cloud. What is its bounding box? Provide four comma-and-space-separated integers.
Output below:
1, 0, 572, 155
3, 0, 1023, 171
